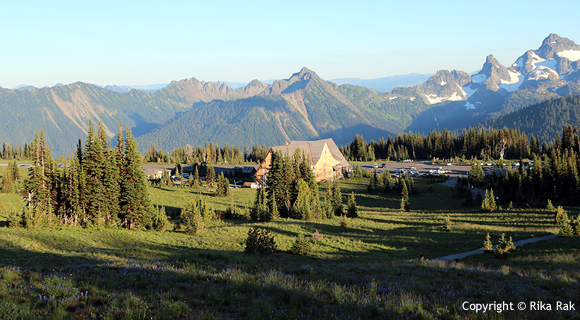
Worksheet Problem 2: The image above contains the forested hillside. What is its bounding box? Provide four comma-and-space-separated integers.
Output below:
483, 95, 580, 143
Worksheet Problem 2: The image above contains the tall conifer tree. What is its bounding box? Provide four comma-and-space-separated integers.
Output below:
120, 128, 154, 229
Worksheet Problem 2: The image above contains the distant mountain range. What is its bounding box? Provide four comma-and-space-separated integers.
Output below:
329, 73, 432, 93
1, 33, 579, 156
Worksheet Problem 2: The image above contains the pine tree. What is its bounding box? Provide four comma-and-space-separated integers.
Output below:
119, 129, 154, 230
181, 198, 205, 234
293, 179, 311, 220
1, 162, 14, 193
270, 189, 279, 220
99, 122, 120, 226
267, 151, 294, 217
463, 185, 474, 206
83, 121, 107, 226
331, 182, 344, 216
22, 130, 53, 228
481, 189, 497, 212
380, 171, 392, 192
468, 162, 485, 187
558, 211, 574, 236
251, 187, 269, 221
481, 232, 493, 252
400, 181, 410, 211
214, 172, 230, 197
346, 192, 358, 218
152, 205, 170, 232
191, 165, 201, 187
206, 165, 216, 186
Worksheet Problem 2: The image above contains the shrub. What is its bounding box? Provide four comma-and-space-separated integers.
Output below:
442, 215, 452, 232
7, 211, 21, 228
290, 234, 313, 255
494, 233, 515, 259
546, 199, 554, 211
181, 198, 209, 234
340, 215, 349, 228
244, 227, 277, 255
573, 215, 580, 236
555, 206, 565, 225
558, 211, 574, 236
311, 230, 323, 242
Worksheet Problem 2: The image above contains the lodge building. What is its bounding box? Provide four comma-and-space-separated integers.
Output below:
254, 138, 349, 185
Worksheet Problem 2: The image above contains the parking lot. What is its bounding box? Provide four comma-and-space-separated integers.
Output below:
355, 161, 472, 179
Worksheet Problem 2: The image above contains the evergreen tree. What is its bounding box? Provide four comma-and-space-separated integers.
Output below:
99, 123, 121, 226
380, 171, 392, 192
119, 129, 154, 229
331, 182, 344, 216
400, 181, 410, 211
468, 162, 485, 187
267, 151, 294, 217
1, 162, 14, 193
11, 160, 19, 184
251, 187, 269, 221
481, 189, 497, 212
191, 165, 201, 187
83, 121, 107, 226
346, 192, 358, 218
206, 165, 216, 186
463, 185, 474, 206
22, 130, 54, 228
293, 179, 312, 220
481, 233, 493, 252
181, 198, 205, 234
152, 205, 170, 232
214, 172, 230, 197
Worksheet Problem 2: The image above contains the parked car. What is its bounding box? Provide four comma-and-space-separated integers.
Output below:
183, 173, 190, 179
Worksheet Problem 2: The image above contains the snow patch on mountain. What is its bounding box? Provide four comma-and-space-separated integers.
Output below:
557, 50, 580, 61
462, 84, 477, 99
528, 68, 558, 81
440, 81, 447, 86
426, 94, 444, 104
499, 71, 524, 92
472, 74, 487, 83
447, 92, 463, 101
536, 58, 558, 71
465, 101, 475, 110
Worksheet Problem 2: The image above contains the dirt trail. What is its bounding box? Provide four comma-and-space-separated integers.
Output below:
432, 234, 558, 262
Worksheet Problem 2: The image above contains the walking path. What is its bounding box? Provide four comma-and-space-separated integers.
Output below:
432, 234, 558, 262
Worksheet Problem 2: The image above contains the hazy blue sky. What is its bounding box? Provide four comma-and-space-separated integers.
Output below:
1, 0, 579, 88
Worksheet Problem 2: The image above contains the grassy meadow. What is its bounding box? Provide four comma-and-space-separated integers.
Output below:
0, 167, 578, 319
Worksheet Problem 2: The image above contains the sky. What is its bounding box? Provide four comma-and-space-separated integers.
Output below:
1, 0, 579, 89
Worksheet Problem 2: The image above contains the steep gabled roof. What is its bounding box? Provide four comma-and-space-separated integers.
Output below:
270, 138, 349, 167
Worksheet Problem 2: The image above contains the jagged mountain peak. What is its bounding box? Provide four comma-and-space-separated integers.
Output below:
538, 33, 580, 58
247, 79, 265, 87
289, 67, 319, 82
268, 67, 324, 94
416, 70, 471, 105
